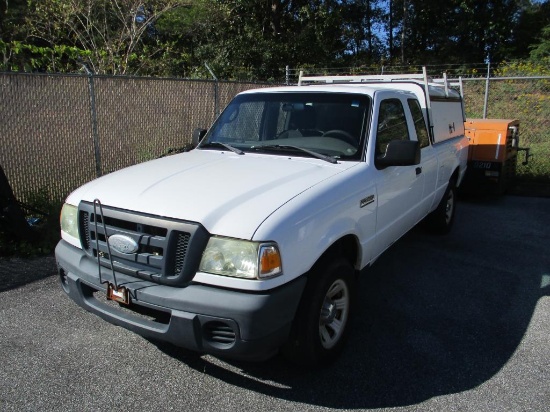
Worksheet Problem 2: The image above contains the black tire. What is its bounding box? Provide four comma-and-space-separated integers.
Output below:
426, 179, 457, 235
282, 257, 355, 366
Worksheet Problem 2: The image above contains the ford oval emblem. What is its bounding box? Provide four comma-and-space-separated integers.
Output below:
109, 234, 139, 254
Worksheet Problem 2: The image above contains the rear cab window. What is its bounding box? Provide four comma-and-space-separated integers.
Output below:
407, 98, 430, 148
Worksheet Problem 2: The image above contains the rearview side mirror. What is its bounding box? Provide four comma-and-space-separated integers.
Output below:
376, 140, 420, 168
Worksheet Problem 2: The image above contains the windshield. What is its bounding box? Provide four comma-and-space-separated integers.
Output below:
199, 92, 370, 161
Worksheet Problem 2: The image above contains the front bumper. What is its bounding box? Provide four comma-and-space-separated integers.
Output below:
55, 240, 306, 361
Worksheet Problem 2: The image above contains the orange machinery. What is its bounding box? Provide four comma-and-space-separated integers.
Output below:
463, 119, 529, 194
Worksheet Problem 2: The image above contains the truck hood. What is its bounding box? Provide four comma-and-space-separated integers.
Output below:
67, 149, 355, 239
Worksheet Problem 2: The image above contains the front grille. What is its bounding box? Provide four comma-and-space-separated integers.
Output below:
78, 201, 209, 286
81, 211, 90, 250
173, 233, 190, 276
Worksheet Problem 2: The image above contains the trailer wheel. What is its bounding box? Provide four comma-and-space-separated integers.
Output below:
426, 179, 456, 235
282, 257, 355, 366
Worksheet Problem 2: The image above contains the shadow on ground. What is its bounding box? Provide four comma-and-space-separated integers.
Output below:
156, 195, 550, 409
0, 255, 57, 292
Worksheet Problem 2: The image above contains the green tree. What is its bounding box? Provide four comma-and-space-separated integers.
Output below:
530, 24, 550, 59
512, 0, 550, 59
149, 0, 220, 77
0, 0, 33, 70
185, 1, 354, 80
385, 0, 539, 65
2, 0, 549, 78
341, 0, 386, 66
3, 0, 192, 74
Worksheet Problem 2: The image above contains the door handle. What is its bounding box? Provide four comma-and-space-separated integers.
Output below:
415, 167, 422, 175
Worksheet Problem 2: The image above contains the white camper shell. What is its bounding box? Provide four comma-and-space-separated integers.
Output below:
298, 68, 465, 144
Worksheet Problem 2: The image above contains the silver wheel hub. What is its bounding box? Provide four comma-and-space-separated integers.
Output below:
320, 299, 337, 325
318, 279, 350, 350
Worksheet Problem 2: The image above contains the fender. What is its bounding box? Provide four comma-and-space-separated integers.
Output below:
253, 163, 377, 284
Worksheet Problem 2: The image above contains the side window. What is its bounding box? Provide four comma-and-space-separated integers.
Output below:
376, 99, 409, 155
408, 99, 430, 148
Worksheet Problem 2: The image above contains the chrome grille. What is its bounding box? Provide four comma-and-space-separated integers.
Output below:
78, 201, 209, 286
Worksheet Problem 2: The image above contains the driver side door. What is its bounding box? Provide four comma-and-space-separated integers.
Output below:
370, 96, 424, 259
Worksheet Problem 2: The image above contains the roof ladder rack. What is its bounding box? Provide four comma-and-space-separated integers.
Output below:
297, 69, 429, 86
297, 67, 433, 115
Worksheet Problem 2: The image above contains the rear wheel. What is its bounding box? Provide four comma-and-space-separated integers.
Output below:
426, 179, 457, 234
282, 257, 355, 366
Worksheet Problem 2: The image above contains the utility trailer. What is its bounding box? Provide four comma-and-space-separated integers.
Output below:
463, 119, 522, 194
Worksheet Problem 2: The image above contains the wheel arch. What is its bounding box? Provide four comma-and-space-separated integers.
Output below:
312, 234, 361, 275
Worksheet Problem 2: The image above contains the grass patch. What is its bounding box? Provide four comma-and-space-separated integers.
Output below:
510, 142, 550, 197
516, 142, 550, 182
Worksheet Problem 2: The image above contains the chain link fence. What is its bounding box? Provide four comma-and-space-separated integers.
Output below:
460, 77, 550, 145
0, 73, 273, 203
1, 71, 548, 204
460, 76, 550, 184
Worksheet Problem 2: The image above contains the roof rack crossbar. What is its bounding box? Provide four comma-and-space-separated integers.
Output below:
298, 72, 427, 86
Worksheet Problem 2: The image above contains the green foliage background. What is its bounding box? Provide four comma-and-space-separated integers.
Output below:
1, 1, 550, 79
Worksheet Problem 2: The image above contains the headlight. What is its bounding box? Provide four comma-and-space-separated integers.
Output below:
199, 237, 282, 279
60, 203, 79, 239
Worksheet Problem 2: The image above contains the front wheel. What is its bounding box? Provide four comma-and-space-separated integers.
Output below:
282, 257, 355, 366
426, 179, 457, 235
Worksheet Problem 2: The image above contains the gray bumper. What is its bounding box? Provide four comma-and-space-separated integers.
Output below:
55, 240, 306, 361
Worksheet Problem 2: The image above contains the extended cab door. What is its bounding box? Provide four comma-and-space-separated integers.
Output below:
407, 98, 439, 216
369, 94, 424, 259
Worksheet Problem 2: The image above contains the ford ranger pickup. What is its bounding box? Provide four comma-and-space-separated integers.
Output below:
56, 70, 468, 365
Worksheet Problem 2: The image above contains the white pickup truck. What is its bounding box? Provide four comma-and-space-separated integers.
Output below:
56, 71, 468, 365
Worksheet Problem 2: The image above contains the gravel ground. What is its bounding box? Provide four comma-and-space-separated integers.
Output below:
0, 195, 549, 412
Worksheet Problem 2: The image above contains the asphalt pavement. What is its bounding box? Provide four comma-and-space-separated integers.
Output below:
1, 195, 549, 411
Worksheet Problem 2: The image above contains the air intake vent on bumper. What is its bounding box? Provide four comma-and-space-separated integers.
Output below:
204, 321, 237, 345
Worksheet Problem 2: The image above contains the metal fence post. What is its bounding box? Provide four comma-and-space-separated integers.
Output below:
205, 62, 219, 117
286, 65, 290, 85
81, 64, 102, 177
483, 62, 491, 119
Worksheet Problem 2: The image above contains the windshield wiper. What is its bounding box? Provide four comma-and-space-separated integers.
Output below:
254, 144, 338, 164
200, 141, 244, 155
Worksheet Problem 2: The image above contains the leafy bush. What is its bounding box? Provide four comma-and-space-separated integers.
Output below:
495, 58, 550, 77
